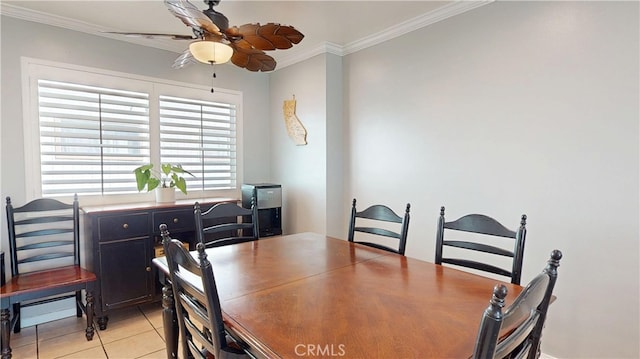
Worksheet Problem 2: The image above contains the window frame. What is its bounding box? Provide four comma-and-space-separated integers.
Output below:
22, 57, 243, 206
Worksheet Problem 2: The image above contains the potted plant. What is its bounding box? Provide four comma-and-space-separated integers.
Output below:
133, 163, 194, 202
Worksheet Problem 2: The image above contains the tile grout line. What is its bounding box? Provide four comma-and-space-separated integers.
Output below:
36, 323, 40, 359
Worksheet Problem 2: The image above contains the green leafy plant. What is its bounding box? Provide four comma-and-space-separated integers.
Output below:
133, 163, 194, 195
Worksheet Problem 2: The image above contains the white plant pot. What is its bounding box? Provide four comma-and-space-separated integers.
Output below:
155, 187, 176, 203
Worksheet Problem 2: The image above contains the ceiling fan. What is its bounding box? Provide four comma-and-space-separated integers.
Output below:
109, 0, 304, 72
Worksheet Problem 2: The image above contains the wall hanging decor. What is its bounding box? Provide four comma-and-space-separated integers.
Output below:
283, 95, 307, 145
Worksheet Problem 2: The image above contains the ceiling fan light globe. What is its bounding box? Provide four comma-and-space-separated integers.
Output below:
189, 41, 233, 65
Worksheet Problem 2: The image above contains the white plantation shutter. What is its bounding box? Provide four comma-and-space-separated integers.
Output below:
38, 80, 150, 196
26, 60, 242, 201
159, 95, 237, 190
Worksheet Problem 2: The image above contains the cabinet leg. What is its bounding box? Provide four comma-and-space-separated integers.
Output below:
162, 282, 178, 359
1, 308, 12, 359
97, 316, 109, 330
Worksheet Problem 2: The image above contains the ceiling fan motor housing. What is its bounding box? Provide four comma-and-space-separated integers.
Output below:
203, 0, 229, 31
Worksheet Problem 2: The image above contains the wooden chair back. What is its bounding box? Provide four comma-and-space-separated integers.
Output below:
435, 206, 527, 284
473, 250, 562, 359
195, 200, 259, 248
160, 225, 247, 359
348, 198, 411, 255
6, 195, 80, 275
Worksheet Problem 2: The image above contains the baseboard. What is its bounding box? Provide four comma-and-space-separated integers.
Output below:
20, 297, 76, 328
540, 353, 559, 359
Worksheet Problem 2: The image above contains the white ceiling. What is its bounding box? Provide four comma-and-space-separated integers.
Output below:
0, 0, 491, 69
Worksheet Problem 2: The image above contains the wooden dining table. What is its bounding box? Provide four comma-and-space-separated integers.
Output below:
152, 232, 523, 359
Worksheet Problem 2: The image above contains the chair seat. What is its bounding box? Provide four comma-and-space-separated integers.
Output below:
1, 265, 96, 298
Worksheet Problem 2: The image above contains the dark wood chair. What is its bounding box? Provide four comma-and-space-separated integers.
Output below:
473, 250, 562, 359
195, 199, 259, 248
348, 198, 411, 255
435, 206, 527, 284
1, 195, 96, 359
160, 225, 249, 359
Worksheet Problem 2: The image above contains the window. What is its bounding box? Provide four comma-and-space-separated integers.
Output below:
159, 95, 237, 190
38, 80, 150, 196
23, 59, 242, 203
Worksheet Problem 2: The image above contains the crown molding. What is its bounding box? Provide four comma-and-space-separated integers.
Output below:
274, 0, 493, 70
0, 2, 183, 53
1, 0, 494, 71
276, 41, 344, 69
1, 3, 98, 34
342, 0, 494, 56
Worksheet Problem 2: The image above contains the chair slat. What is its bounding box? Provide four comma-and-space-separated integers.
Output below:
445, 214, 517, 238
15, 228, 74, 239
17, 240, 75, 251
354, 226, 401, 239
14, 215, 74, 226
356, 205, 403, 223
443, 240, 515, 258
11, 198, 73, 212
18, 252, 73, 264
441, 258, 512, 278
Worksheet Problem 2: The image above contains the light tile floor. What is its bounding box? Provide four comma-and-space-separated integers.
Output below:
8, 302, 168, 359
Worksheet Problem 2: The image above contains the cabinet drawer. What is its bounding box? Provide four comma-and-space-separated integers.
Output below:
97, 213, 149, 241
152, 209, 194, 233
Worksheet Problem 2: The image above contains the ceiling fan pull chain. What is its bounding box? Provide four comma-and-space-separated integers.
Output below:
210, 63, 217, 93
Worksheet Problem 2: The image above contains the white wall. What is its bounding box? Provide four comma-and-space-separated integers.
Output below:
269, 54, 329, 234
342, 1, 638, 358
325, 54, 345, 239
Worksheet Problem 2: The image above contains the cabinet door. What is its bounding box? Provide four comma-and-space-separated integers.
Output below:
99, 236, 153, 310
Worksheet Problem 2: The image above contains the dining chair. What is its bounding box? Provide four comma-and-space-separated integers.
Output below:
473, 249, 563, 359
348, 198, 411, 255
160, 224, 249, 359
435, 206, 527, 284
195, 199, 259, 248
1, 195, 96, 357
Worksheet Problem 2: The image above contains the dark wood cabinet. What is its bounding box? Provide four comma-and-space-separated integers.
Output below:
99, 235, 152, 309
83, 197, 236, 329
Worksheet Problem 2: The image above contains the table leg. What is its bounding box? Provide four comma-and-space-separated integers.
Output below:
1, 307, 11, 359
162, 280, 178, 359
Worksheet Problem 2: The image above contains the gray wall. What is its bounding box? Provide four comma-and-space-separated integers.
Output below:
267, 1, 639, 358
340, 1, 638, 358
268, 52, 345, 237
268, 54, 329, 234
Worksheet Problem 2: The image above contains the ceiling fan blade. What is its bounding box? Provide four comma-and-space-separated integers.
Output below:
104, 31, 195, 40
172, 48, 199, 69
229, 44, 276, 72
165, 0, 221, 35
226, 23, 304, 51
259, 23, 304, 46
